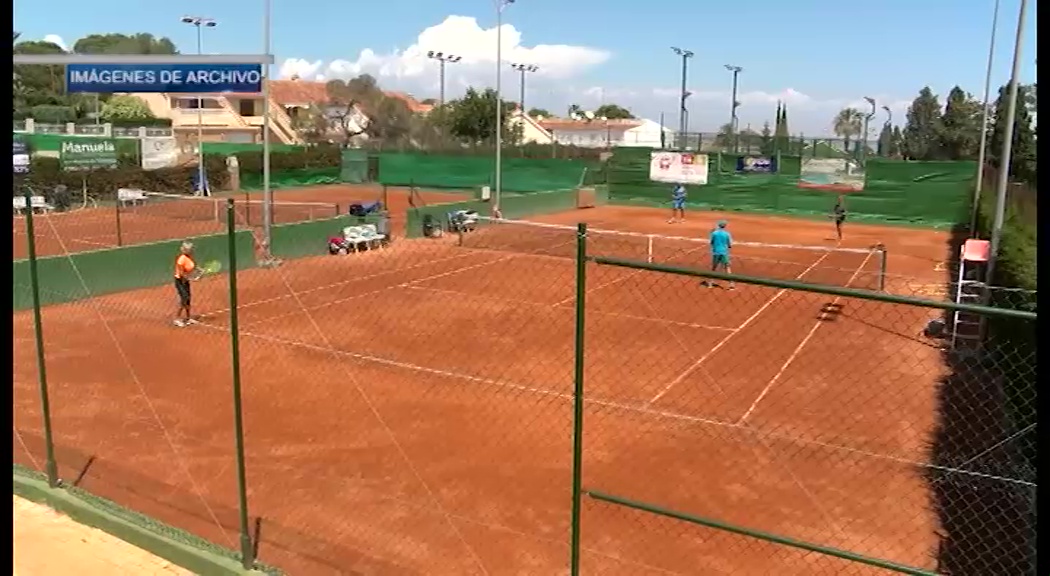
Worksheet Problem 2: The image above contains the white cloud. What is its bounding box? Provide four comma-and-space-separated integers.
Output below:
275, 16, 915, 135
42, 34, 67, 51
279, 15, 609, 90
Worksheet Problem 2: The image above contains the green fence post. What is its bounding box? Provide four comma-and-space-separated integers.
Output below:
569, 222, 588, 576
24, 189, 60, 488
225, 199, 255, 569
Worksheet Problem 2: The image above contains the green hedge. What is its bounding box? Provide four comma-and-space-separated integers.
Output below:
12, 230, 255, 311
233, 144, 340, 175
14, 157, 230, 201
974, 188, 1037, 470
378, 153, 595, 192
240, 167, 340, 191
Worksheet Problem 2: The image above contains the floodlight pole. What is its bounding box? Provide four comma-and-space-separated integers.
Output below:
671, 47, 694, 149
494, 0, 515, 208
970, 0, 1002, 235
881, 105, 892, 156
511, 63, 538, 115
862, 97, 876, 164
262, 0, 273, 254
725, 65, 742, 152
180, 16, 217, 198
427, 51, 462, 107
985, 0, 1028, 288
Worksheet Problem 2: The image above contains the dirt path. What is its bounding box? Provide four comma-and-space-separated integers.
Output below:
13, 495, 191, 576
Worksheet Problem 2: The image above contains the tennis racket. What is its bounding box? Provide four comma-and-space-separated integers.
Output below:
196, 260, 222, 278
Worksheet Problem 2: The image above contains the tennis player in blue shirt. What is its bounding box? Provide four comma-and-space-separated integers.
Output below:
668, 183, 687, 223
703, 220, 735, 289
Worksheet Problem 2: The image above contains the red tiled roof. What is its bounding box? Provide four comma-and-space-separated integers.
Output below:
384, 91, 434, 114
271, 79, 329, 105
538, 118, 643, 131
219, 78, 433, 115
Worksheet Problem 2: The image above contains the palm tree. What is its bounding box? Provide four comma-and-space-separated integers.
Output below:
832, 107, 864, 154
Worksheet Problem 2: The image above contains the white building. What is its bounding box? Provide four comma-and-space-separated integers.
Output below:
621, 119, 674, 148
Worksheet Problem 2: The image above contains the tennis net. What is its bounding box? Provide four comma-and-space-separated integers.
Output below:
121, 192, 341, 226
458, 216, 888, 290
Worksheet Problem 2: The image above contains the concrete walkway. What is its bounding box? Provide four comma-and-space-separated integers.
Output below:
13, 495, 192, 575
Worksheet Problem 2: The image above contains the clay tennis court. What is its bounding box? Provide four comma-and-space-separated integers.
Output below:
12, 184, 470, 258
12, 203, 951, 574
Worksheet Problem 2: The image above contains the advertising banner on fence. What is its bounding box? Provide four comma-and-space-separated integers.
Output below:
13, 138, 30, 174
798, 158, 865, 191
737, 155, 777, 173
649, 151, 709, 185
59, 138, 118, 171
141, 137, 178, 170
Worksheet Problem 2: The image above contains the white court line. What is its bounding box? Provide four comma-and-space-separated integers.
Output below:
406, 284, 737, 332
236, 251, 535, 329
232, 221, 613, 328
735, 252, 874, 425
644, 252, 834, 408
188, 317, 1030, 489
207, 249, 482, 318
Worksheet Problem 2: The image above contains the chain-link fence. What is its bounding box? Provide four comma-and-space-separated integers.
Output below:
13, 199, 1037, 574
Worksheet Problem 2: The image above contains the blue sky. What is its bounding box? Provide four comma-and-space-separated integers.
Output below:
15, 0, 1037, 135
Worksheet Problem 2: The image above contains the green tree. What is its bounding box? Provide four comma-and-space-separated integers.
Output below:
938, 86, 983, 160
713, 122, 735, 149
594, 103, 635, 119
447, 87, 517, 144
72, 33, 178, 55
988, 83, 1037, 182
323, 74, 417, 147
567, 103, 583, 118
877, 123, 892, 157
889, 126, 904, 157
100, 95, 155, 122
901, 87, 943, 160
773, 104, 791, 153
832, 107, 863, 154
13, 39, 67, 109
759, 121, 773, 154
527, 107, 551, 118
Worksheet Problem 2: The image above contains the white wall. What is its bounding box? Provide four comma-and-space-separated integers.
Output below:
552, 128, 630, 148
622, 119, 671, 148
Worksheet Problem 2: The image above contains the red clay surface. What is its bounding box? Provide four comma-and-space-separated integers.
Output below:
12, 184, 470, 259
13, 201, 952, 575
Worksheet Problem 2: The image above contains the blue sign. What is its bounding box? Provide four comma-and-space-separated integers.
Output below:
737, 155, 777, 173
66, 64, 263, 93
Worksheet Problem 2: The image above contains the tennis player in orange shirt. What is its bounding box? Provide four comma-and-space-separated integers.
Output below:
173, 241, 203, 327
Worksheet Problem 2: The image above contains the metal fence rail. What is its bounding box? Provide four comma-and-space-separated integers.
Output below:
12, 201, 1037, 575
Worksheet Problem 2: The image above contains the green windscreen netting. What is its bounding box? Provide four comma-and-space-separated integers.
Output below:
377, 153, 594, 193
608, 147, 975, 228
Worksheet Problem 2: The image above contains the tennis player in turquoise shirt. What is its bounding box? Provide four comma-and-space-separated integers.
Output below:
668, 183, 687, 223
704, 220, 735, 290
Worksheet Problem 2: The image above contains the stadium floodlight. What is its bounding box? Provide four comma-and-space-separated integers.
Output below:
971, 0, 1002, 234
426, 51, 463, 106
986, 0, 1029, 294
180, 16, 219, 199
510, 63, 539, 113
670, 47, 695, 147
724, 65, 743, 151
494, 0, 518, 208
